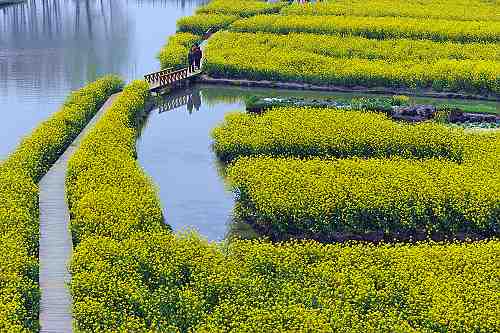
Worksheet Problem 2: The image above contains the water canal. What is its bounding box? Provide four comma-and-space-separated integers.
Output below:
1, 0, 498, 242
137, 85, 499, 241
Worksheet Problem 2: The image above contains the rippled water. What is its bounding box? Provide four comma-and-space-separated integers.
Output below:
0, 0, 206, 159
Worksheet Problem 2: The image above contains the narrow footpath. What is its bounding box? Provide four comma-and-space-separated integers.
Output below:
38, 93, 120, 333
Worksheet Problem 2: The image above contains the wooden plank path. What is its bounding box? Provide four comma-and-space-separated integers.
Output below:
39, 93, 120, 333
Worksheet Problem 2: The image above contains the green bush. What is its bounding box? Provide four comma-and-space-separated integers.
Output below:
71, 233, 500, 332
158, 32, 201, 70
177, 14, 239, 35
66, 80, 165, 245
0, 75, 122, 331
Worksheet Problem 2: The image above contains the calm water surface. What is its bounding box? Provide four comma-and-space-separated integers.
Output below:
0, 0, 206, 159
137, 87, 243, 241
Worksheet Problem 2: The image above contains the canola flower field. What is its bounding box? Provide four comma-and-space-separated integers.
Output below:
66, 80, 164, 245
158, 32, 201, 70
229, 15, 500, 43
68, 0, 498, 330
159, 0, 285, 70
71, 233, 500, 332
1, 0, 499, 330
204, 32, 499, 94
197, 0, 286, 17
174, 0, 500, 97
213, 107, 500, 240
0, 76, 122, 331
208, 31, 500, 63
282, 0, 500, 22
60, 83, 499, 332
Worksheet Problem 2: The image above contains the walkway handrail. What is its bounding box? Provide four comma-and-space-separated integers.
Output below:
146, 65, 201, 92
144, 67, 174, 84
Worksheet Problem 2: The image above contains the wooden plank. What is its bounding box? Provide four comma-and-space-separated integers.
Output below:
38, 93, 120, 333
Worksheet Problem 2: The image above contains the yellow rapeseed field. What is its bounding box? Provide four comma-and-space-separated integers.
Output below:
282, 0, 500, 22
0, 75, 122, 331
213, 107, 500, 239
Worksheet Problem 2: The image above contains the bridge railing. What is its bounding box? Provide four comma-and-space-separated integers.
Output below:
144, 67, 174, 85
145, 65, 202, 91
159, 67, 189, 86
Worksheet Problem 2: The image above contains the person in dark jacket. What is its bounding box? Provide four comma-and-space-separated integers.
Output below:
193, 43, 203, 70
188, 45, 196, 72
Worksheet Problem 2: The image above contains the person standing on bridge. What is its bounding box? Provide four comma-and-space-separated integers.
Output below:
193, 43, 203, 71
188, 45, 196, 72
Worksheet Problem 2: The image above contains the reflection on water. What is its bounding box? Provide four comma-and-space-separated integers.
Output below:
0, 0, 132, 98
0, 0, 206, 159
137, 86, 244, 241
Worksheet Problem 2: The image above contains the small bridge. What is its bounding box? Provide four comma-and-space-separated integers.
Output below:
144, 66, 202, 93
144, 28, 215, 93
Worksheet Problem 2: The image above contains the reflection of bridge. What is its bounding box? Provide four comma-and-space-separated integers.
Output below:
157, 88, 201, 113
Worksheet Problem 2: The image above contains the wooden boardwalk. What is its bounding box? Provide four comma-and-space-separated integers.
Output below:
38, 93, 120, 333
